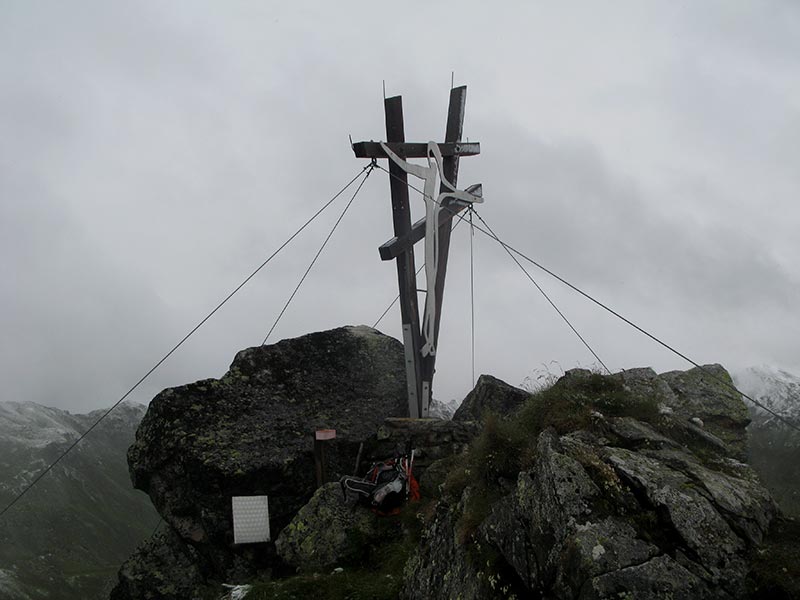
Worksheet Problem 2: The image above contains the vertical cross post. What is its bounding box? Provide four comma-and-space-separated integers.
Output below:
384, 96, 424, 418
419, 86, 468, 414
352, 86, 480, 419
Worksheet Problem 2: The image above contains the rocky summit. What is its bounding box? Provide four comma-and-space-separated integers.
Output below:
112, 328, 797, 599
404, 367, 792, 599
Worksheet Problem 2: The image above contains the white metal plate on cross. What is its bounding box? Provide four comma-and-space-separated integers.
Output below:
379, 141, 482, 358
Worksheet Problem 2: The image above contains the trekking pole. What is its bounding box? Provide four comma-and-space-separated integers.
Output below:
353, 442, 364, 476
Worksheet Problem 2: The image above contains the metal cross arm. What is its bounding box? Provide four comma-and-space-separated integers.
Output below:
352, 141, 480, 159
378, 183, 483, 261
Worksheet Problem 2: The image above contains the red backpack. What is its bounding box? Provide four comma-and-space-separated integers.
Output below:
340, 447, 419, 515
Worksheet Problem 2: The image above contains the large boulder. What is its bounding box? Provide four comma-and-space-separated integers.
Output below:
116, 326, 407, 593
109, 528, 206, 600
418, 455, 460, 499
275, 482, 380, 571
453, 374, 530, 421
658, 364, 750, 456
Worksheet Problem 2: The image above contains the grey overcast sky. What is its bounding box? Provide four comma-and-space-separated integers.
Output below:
2, 1, 799, 413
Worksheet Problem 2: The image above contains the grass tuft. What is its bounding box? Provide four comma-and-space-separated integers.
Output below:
445, 371, 661, 545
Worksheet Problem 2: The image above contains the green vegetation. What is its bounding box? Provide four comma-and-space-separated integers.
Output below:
244, 498, 434, 600
246, 558, 404, 600
747, 517, 800, 599
443, 414, 526, 542
748, 426, 800, 517
444, 372, 659, 542
0, 406, 157, 600
521, 372, 660, 432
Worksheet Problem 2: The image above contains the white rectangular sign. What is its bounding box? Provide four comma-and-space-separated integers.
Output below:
232, 495, 271, 544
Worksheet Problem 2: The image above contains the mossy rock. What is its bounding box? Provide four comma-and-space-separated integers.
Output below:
659, 364, 750, 457
124, 326, 407, 586
275, 482, 380, 571
418, 455, 459, 499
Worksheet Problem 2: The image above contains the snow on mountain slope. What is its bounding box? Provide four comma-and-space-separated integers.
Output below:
0, 402, 84, 448
732, 365, 800, 517
429, 397, 460, 419
732, 365, 800, 424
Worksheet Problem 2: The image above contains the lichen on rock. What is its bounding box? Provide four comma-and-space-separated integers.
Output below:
113, 326, 408, 597
658, 364, 750, 456
275, 482, 380, 571
111, 339, 784, 600
405, 364, 779, 600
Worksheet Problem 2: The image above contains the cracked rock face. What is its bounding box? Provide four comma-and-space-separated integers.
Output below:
658, 365, 750, 457
403, 489, 495, 600
604, 446, 746, 587
405, 365, 778, 599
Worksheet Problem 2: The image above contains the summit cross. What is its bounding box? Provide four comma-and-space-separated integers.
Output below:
352, 85, 482, 418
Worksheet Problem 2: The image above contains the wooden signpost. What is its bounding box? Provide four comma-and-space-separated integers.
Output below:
314, 429, 336, 487
353, 86, 481, 418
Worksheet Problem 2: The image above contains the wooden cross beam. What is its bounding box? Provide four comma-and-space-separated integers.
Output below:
353, 86, 480, 418
378, 184, 481, 261
352, 141, 480, 159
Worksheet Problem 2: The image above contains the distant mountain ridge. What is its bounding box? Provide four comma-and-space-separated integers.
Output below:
733, 365, 800, 425
733, 366, 800, 517
0, 400, 158, 600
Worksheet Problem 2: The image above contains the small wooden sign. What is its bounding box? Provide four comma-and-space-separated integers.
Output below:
315, 429, 336, 440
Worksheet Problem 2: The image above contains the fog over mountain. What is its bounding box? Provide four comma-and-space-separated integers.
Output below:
3, 5, 800, 598
733, 365, 800, 517
734, 365, 800, 424
2, 2, 800, 414
0, 401, 157, 600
